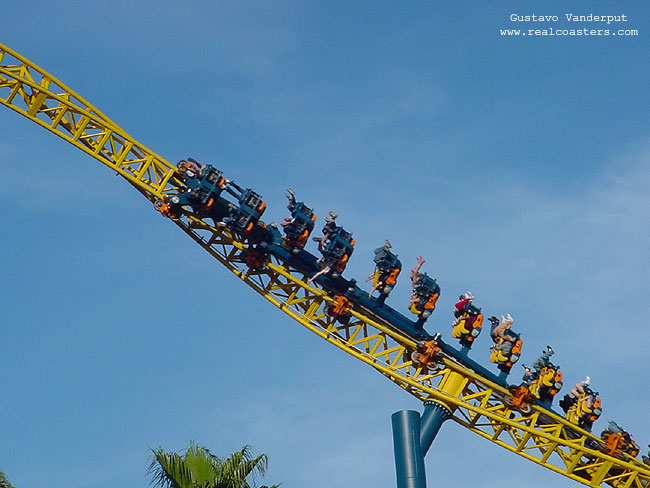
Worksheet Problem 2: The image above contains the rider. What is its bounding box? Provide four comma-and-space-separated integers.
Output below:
280, 189, 316, 252
560, 376, 601, 429
366, 240, 401, 303
521, 364, 534, 384
490, 314, 516, 354
570, 376, 591, 400
177, 157, 206, 177
409, 255, 425, 308
408, 256, 440, 325
451, 292, 484, 348
161, 158, 228, 219
601, 420, 640, 457
309, 212, 354, 283
519, 346, 555, 384
520, 347, 557, 387
562, 377, 590, 412
410, 256, 426, 288
604, 419, 624, 435
532, 345, 555, 372
527, 345, 562, 403
489, 314, 521, 373
285, 188, 297, 212
454, 292, 473, 317
313, 211, 339, 252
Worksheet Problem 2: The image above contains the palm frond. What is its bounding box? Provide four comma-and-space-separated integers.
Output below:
184, 442, 221, 486
217, 446, 272, 488
147, 442, 279, 488
148, 448, 195, 488
0, 471, 16, 488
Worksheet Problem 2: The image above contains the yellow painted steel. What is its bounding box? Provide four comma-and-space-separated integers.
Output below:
2, 42, 649, 488
0, 44, 179, 200
436, 371, 468, 412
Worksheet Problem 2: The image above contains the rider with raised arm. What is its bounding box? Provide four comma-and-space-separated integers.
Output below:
313, 211, 338, 252
309, 212, 354, 283
408, 256, 440, 326
176, 157, 207, 178
410, 256, 426, 286
280, 189, 316, 253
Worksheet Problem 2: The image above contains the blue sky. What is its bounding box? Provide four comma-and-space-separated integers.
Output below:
1, 1, 649, 487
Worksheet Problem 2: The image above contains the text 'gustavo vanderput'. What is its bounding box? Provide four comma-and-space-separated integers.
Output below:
510, 14, 628, 24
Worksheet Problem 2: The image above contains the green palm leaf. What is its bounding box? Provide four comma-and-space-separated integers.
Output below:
0, 470, 16, 488
147, 441, 279, 488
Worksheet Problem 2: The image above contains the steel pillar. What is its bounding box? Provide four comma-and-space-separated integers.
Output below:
392, 410, 426, 488
392, 401, 452, 487
419, 401, 452, 455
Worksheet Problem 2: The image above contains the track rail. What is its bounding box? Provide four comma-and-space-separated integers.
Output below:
2, 42, 649, 488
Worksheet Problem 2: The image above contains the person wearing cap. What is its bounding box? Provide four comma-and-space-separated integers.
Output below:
454, 291, 476, 318
450, 289, 486, 349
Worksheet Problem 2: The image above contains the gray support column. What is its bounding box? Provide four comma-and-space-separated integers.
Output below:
391, 410, 426, 488
419, 401, 452, 456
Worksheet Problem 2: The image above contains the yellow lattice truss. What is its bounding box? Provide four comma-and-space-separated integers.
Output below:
2, 42, 649, 488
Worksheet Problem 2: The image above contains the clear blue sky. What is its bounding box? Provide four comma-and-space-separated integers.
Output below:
1, 1, 648, 487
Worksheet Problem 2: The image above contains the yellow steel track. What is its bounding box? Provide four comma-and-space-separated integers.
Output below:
2, 42, 649, 488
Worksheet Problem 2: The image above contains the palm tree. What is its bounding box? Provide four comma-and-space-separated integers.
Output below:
0, 470, 16, 488
147, 441, 279, 488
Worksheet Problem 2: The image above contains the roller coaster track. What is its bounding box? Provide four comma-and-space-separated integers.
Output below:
2, 42, 649, 488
